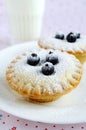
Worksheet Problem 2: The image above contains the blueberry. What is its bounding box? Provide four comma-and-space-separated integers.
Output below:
55, 33, 64, 40
27, 53, 40, 66
66, 32, 77, 43
46, 53, 59, 65
69, 32, 73, 34
41, 62, 54, 75
49, 51, 53, 54
76, 33, 80, 38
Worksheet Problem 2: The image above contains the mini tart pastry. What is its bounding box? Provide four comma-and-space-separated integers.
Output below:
38, 35, 86, 64
6, 49, 82, 102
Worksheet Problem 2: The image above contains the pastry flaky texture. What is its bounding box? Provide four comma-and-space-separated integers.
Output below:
6, 49, 82, 102
38, 36, 86, 64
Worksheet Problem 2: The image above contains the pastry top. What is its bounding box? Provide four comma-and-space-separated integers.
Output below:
6, 49, 82, 96
38, 36, 86, 54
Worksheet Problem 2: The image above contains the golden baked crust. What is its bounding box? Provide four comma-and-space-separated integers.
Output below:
6, 51, 82, 102
38, 38, 86, 64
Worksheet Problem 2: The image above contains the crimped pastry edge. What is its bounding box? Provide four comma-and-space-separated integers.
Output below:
6, 53, 82, 102
38, 41, 86, 64
38, 40, 86, 55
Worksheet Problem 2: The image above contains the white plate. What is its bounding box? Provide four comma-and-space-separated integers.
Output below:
0, 41, 86, 124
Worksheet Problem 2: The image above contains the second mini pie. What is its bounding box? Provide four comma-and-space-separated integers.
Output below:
6, 49, 82, 102
38, 32, 86, 64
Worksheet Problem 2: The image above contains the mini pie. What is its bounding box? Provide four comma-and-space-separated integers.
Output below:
38, 34, 86, 64
6, 49, 82, 102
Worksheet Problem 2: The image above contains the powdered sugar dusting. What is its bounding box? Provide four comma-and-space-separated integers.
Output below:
38, 36, 86, 53
8, 49, 81, 94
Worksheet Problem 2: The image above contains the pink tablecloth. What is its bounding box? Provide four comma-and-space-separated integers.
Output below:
0, 0, 86, 129
0, 110, 86, 130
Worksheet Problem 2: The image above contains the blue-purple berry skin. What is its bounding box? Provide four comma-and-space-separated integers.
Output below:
42, 62, 54, 75
27, 53, 40, 66
76, 33, 80, 38
66, 33, 77, 43
46, 52, 59, 65
55, 33, 64, 40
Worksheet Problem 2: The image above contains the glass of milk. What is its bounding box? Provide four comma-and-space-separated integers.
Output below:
6, 0, 45, 42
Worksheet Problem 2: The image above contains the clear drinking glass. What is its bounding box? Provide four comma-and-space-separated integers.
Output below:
6, 0, 45, 43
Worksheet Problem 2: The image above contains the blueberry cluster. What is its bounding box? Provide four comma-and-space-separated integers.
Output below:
27, 51, 59, 75
55, 32, 80, 43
